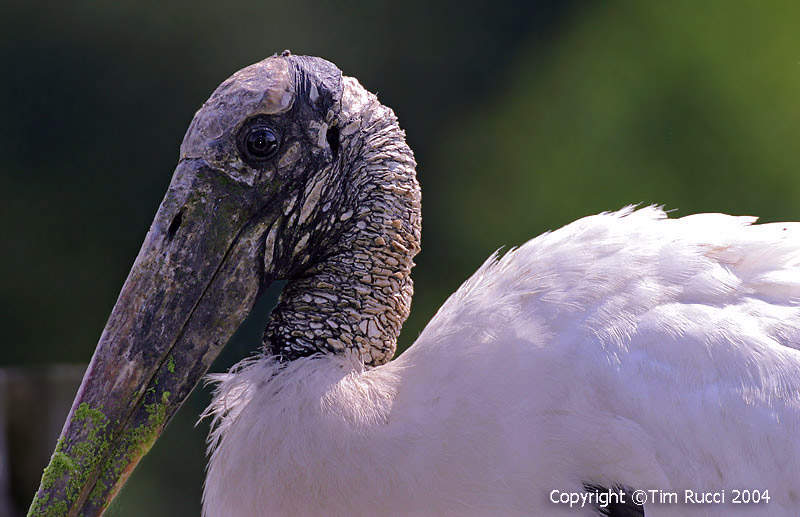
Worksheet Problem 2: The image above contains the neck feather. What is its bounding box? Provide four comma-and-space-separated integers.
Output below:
264, 92, 421, 367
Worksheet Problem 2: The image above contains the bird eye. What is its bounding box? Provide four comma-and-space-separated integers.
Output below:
239, 124, 280, 163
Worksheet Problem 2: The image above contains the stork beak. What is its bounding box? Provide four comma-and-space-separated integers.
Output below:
29, 158, 277, 516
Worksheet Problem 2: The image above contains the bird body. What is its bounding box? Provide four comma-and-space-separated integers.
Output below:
204, 206, 800, 516
30, 55, 800, 517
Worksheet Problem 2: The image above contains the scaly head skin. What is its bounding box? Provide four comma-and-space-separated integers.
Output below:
29, 54, 420, 516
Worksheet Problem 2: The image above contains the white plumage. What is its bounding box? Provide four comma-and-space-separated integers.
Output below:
203, 206, 800, 516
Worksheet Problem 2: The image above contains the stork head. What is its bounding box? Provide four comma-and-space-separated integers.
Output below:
29, 53, 420, 516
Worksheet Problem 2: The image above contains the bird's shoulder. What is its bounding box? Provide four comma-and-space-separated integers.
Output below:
415, 205, 800, 352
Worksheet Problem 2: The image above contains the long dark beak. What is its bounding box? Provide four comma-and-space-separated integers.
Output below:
29, 158, 277, 516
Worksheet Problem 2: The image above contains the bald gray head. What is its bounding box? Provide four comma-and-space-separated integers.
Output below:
177, 54, 420, 300
179, 53, 422, 365
29, 53, 420, 516
188, 54, 422, 366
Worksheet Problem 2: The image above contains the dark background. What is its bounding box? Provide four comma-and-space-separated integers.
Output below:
2, 0, 799, 514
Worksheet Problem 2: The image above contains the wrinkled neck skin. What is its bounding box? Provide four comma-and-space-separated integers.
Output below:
264, 77, 421, 367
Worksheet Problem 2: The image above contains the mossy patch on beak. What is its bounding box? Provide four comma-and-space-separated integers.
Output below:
28, 391, 172, 517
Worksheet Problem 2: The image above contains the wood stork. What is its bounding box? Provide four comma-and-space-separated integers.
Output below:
30, 53, 800, 517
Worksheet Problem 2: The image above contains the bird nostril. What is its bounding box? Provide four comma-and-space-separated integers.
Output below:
167, 210, 184, 240
326, 126, 339, 158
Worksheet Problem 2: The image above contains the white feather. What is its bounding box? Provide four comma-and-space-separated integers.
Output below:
203, 207, 800, 516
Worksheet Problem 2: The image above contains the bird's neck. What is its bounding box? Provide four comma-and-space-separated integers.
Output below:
264, 96, 421, 366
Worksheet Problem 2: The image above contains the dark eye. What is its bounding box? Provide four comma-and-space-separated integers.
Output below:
239, 125, 280, 162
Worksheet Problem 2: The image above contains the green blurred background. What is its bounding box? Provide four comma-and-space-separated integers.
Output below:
1, 0, 799, 514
